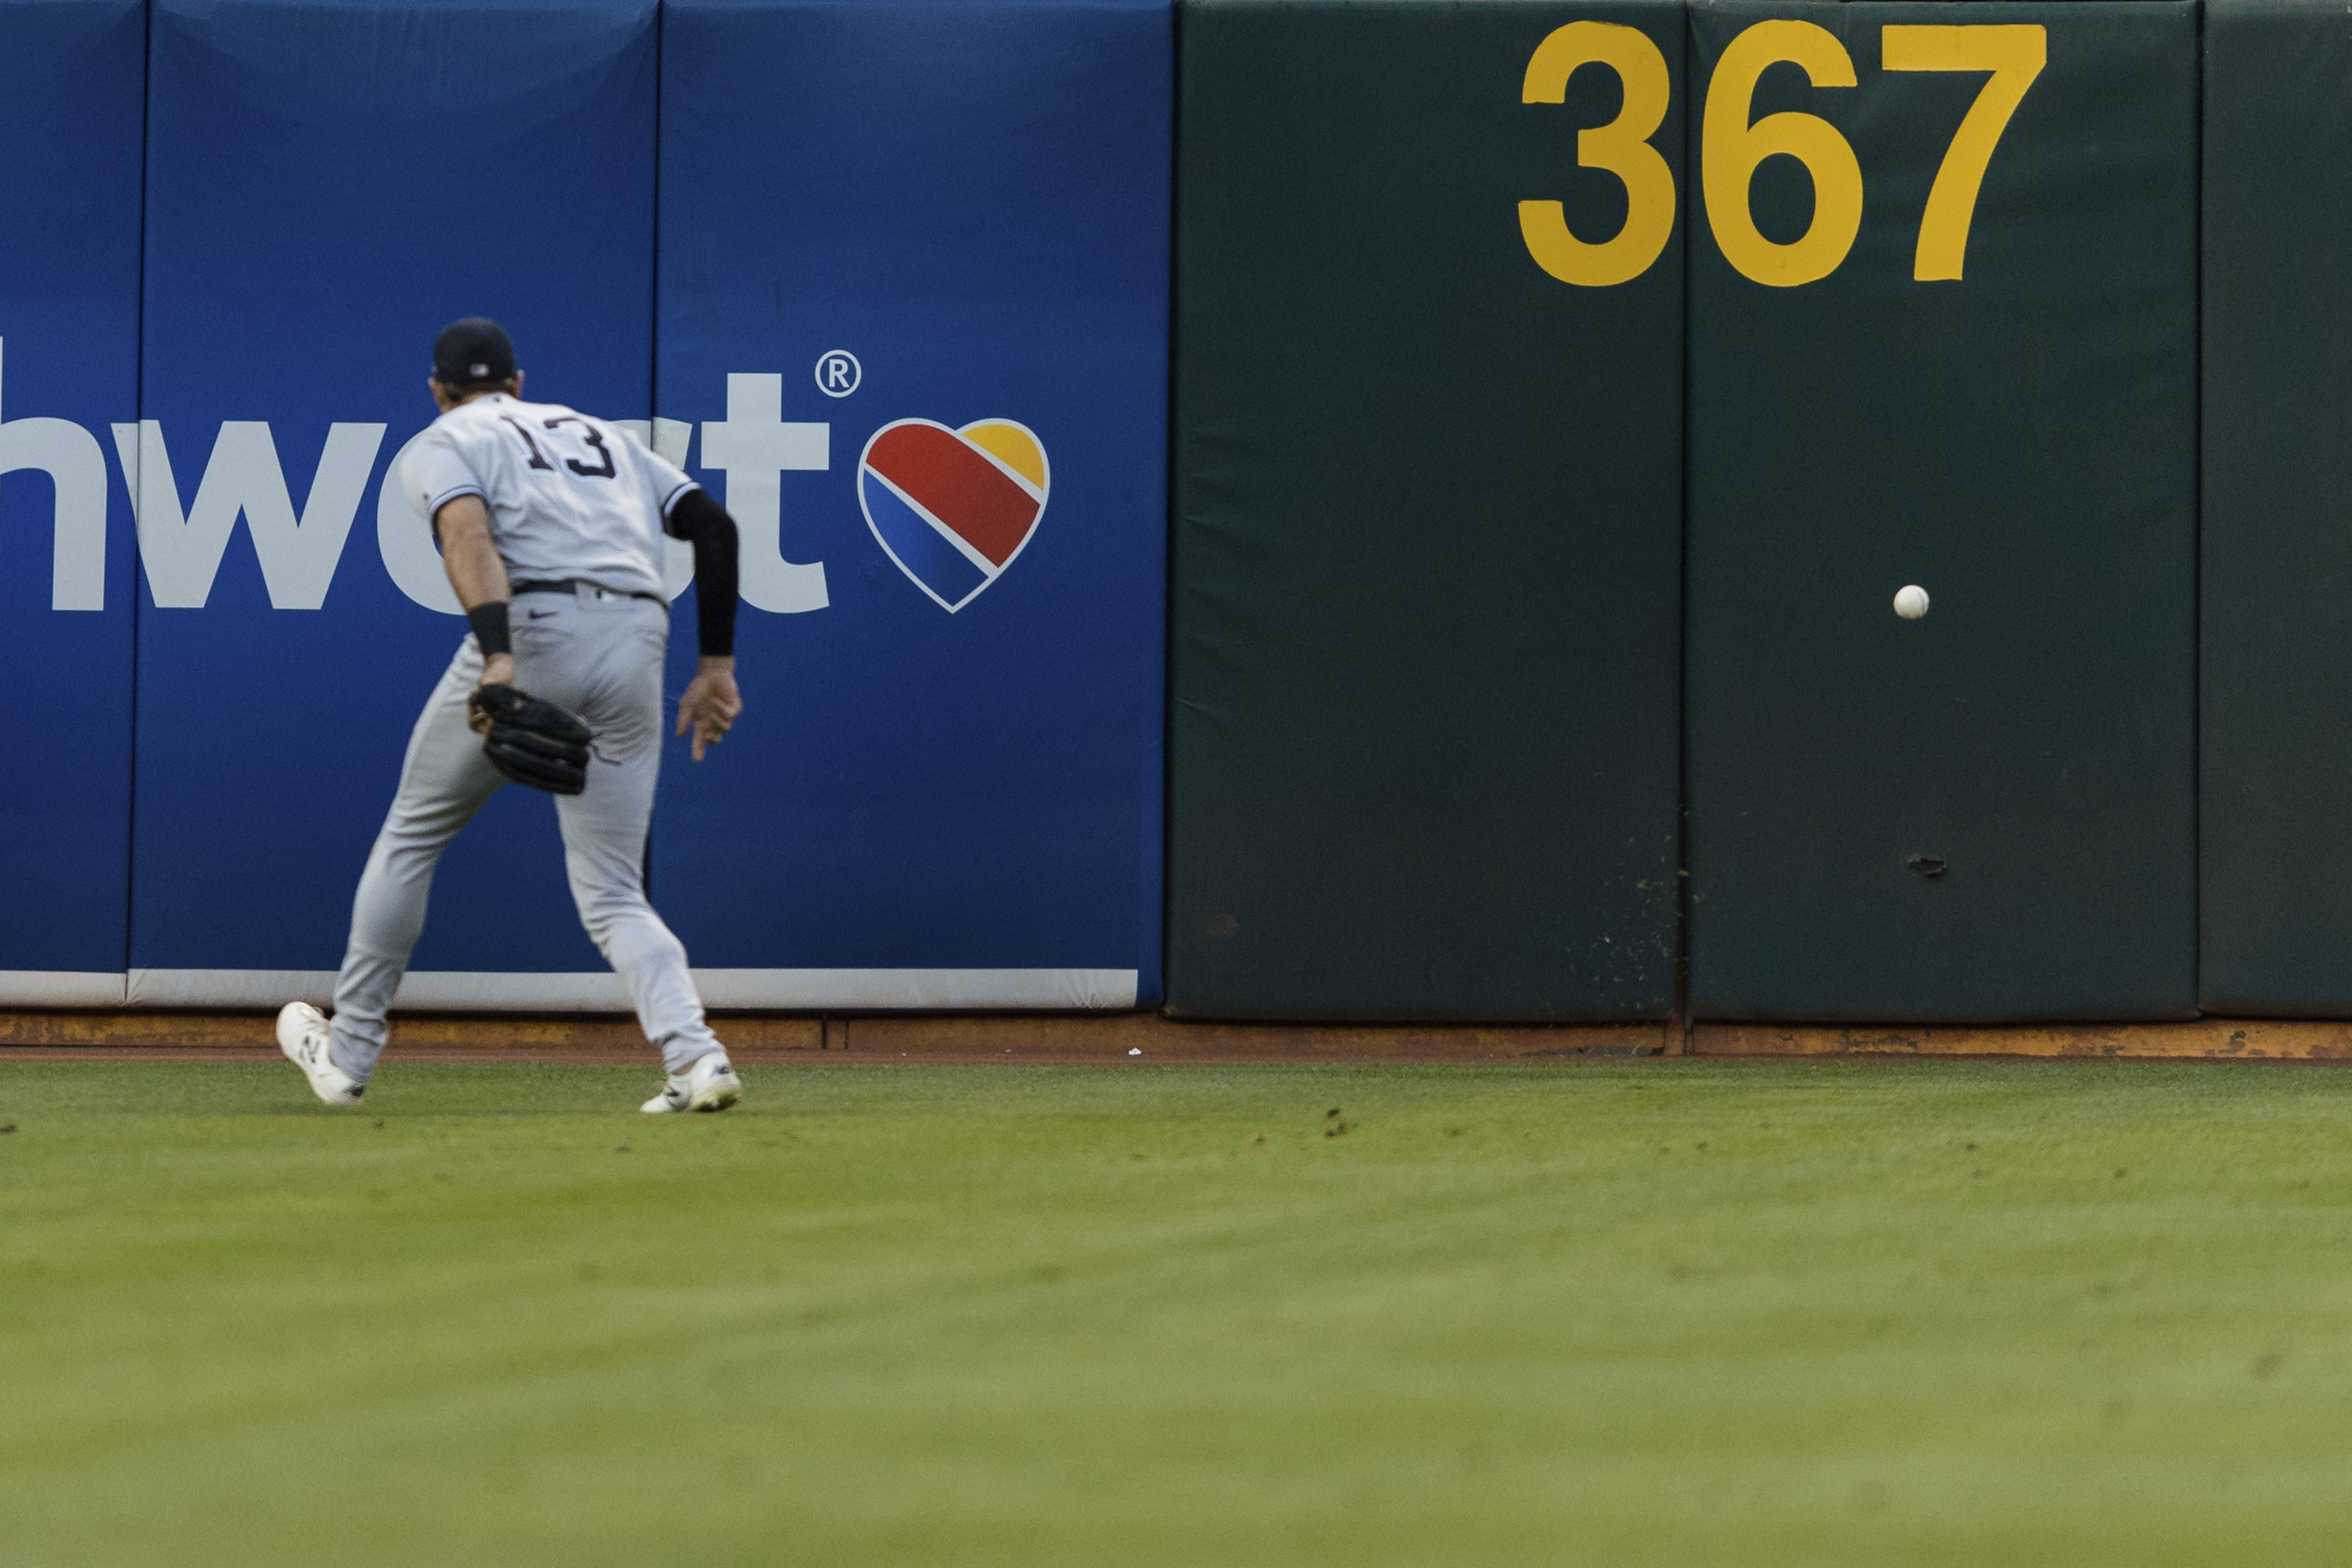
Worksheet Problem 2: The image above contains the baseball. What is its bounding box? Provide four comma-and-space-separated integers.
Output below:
1893, 584, 1930, 620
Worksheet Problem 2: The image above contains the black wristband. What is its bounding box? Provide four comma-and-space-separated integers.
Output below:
467, 600, 512, 658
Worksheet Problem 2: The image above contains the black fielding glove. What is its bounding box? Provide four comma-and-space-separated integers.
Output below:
468, 683, 593, 795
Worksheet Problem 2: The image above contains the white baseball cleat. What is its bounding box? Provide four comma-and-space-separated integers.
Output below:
641, 1051, 742, 1114
276, 1001, 365, 1107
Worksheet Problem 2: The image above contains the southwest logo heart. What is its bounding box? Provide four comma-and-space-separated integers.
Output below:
858, 418, 1049, 612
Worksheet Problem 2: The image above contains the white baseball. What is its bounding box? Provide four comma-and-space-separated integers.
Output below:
1893, 584, 1930, 620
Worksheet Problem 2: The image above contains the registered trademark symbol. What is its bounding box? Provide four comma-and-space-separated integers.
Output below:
815, 349, 861, 398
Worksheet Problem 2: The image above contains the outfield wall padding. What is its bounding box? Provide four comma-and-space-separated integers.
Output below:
0, 0, 2323, 1022
2199, 0, 2352, 1015
653, 0, 1171, 1005
0, 0, 143, 983
1683, 0, 2198, 1021
1169, 0, 1684, 1020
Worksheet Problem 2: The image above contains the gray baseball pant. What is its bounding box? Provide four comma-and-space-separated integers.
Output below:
326, 584, 721, 1082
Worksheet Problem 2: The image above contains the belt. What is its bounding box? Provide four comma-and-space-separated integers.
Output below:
510, 578, 665, 606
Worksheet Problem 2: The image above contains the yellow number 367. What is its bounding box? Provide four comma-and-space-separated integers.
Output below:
1519, 19, 2046, 288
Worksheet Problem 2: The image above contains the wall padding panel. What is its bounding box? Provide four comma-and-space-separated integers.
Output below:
2198, 0, 2352, 1016
1171, 0, 1684, 1020
131, 0, 659, 987
653, 0, 1172, 1006
0, 0, 143, 987
1685, 0, 2196, 1021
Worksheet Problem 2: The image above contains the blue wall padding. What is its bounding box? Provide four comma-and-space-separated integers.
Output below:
132, 0, 659, 972
0, 0, 144, 974
653, 0, 1172, 995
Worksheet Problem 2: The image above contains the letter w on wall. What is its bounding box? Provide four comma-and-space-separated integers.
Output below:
0, 340, 109, 610
111, 420, 386, 607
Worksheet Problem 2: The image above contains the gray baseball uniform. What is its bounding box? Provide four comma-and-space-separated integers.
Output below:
325, 392, 720, 1081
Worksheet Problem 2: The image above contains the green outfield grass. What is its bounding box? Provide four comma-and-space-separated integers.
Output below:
4, 1057, 2352, 1566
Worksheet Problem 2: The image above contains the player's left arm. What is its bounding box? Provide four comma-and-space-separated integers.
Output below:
664, 487, 742, 762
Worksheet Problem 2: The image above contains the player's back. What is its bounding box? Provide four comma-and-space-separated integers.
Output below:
406, 392, 693, 600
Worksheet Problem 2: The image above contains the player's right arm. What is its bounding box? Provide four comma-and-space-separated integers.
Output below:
434, 494, 517, 692
663, 488, 742, 761
640, 436, 743, 761
407, 424, 518, 691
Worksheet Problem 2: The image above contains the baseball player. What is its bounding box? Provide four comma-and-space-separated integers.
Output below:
275, 318, 747, 1113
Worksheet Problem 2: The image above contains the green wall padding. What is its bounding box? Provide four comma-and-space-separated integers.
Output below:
2200, 0, 2352, 1015
1170, 0, 1684, 1019
1684, 0, 2197, 1021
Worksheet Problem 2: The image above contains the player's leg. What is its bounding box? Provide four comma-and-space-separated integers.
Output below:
537, 599, 734, 1106
318, 638, 506, 1084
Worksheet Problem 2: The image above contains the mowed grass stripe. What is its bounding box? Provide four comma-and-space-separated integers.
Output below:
1, 1060, 2349, 1567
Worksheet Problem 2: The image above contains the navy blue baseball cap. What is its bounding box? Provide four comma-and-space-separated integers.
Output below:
432, 317, 516, 385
